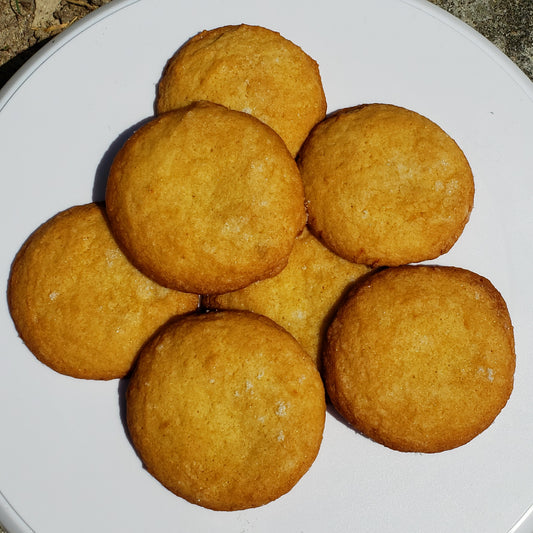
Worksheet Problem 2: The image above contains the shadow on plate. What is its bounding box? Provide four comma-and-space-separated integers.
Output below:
0, 40, 51, 92
92, 116, 154, 202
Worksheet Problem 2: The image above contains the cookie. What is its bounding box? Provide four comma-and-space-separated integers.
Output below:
205, 227, 370, 367
106, 101, 306, 295
324, 265, 515, 453
126, 310, 326, 510
298, 104, 475, 266
156, 24, 327, 156
7, 203, 199, 380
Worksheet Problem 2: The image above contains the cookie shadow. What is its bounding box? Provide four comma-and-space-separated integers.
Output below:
326, 401, 378, 446
116, 311, 201, 467
118, 372, 151, 471
318, 267, 386, 442
117, 376, 133, 444
316, 267, 382, 374
92, 116, 154, 202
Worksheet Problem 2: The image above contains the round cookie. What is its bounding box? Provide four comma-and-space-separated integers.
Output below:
205, 227, 371, 368
298, 104, 475, 266
7, 203, 199, 380
156, 24, 327, 157
324, 265, 515, 453
106, 101, 306, 295
126, 310, 326, 510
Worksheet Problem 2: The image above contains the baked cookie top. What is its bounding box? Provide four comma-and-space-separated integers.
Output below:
126, 310, 325, 510
156, 24, 327, 157
106, 101, 306, 294
7, 203, 199, 380
205, 227, 370, 368
298, 104, 475, 266
324, 265, 515, 453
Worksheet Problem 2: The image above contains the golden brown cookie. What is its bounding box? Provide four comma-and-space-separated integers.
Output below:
298, 104, 475, 266
205, 227, 370, 367
324, 265, 515, 453
126, 310, 326, 510
156, 24, 327, 157
7, 203, 199, 380
106, 101, 306, 295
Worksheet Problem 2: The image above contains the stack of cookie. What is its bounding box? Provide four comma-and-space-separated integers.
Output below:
296, 101, 514, 454
7, 24, 515, 511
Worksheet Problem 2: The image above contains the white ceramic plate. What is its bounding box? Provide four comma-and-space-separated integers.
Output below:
1, 1, 533, 532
